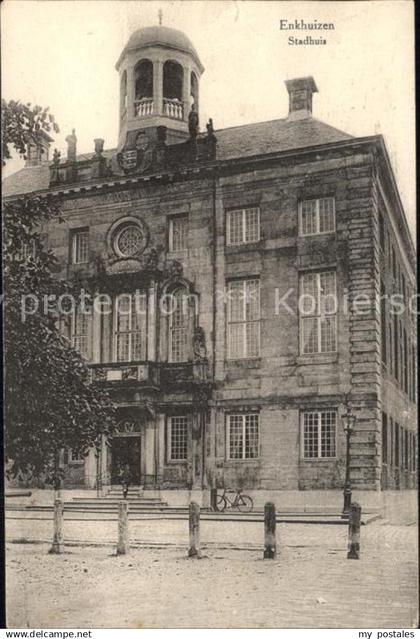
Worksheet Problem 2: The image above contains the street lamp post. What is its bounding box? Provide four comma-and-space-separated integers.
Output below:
342, 409, 356, 516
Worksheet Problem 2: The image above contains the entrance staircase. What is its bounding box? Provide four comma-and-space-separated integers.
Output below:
63, 486, 171, 514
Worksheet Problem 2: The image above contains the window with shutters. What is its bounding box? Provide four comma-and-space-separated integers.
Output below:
301, 410, 337, 459
227, 279, 260, 359
382, 412, 388, 466
71, 306, 91, 359
226, 207, 260, 246
114, 292, 147, 362
299, 197, 335, 236
169, 287, 191, 362
71, 228, 89, 264
167, 416, 189, 461
227, 414, 259, 460
299, 270, 337, 354
169, 215, 188, 251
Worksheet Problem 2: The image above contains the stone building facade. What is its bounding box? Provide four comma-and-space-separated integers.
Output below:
4, 26, 417, 506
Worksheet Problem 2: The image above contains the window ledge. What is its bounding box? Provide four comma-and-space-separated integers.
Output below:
300, 457, 338, 463
223, 459, 260, 465
297, 353, 338, 365
225, 358, 262, 368
225, 240, 264, 253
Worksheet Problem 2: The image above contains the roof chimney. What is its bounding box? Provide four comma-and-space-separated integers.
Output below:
65, 129, 77, 162
285, 76, 318, 120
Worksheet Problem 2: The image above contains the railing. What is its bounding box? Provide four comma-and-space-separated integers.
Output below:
90, 361, 159, 386
163, 98, 183, 120
160, 361, 208, 386
89, 360, 208, 389
135, 98, 154, 117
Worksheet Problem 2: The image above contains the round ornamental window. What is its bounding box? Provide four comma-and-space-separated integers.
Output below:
115, 225, 144, 257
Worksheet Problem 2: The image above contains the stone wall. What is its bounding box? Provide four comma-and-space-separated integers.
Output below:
39, 143, 416, 493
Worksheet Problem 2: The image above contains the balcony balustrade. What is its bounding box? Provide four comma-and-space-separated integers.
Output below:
134, 98, 154, 117
89, 360, 208, 389
132, 98, 184, 120
163, 98, 184, 120
90, 361, 159, 387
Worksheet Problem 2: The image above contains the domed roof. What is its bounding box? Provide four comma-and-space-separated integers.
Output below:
116, 26, 203, 72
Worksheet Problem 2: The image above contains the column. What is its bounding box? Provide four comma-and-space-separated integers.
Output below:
101, 434, 109, 487
156, 413, 165, 486
153, 59, 163, 116
127, 65, 135, 120
84, 448, 96, 489
144, 421, 156, 487
182, 65, 191, 121
147, 280, 157, 361
191, 411, 203, 490
91, 295, 101, 364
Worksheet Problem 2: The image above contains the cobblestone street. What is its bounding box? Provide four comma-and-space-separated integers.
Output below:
6, 519, 418, 628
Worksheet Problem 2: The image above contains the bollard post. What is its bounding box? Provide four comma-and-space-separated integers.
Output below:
347, 501, 361, 560
116, 500, 129, 555
188, 501, 201, 557
210, 488, 218, 512
49, 498, 64, 554
263, 501, 277, 559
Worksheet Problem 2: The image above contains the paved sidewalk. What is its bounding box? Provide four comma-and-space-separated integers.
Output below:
6, 520, 418, 628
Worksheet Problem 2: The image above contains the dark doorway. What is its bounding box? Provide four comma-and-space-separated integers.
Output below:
111, 437, 141, 485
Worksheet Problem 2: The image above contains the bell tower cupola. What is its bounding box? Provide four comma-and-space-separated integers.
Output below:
116, 24, 204, 148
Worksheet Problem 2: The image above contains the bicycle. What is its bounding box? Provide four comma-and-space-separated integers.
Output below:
215, 487, 253, 513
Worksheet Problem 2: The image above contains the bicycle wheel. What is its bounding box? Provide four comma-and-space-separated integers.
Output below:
215, 495, 227, 512
237, 495, 253, 513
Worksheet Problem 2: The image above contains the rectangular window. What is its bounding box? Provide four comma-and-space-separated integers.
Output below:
403, 327, 408, 394
227, 414, 259, 460
389, 322, 394, 377
227, 279, 260, 359
169, 216, 188, 252
299, 197, 335, 236
114, 292, 147, 362
404, 429, 409, 470
300, 270, 337, 354
378, 212, 385, 251
391, 246, 397, 280
302, 410, 337, 459
382, 412, 388, 465
169, 289, 190, 362
226, 207, 260, 246
71, 228, 89, 264
395, 423, 400, 468
168, 416, 189, 461
71, 306, 90, 359
380, 282, 387, 365
393, 314, 399, 382
68, 449, 84, 464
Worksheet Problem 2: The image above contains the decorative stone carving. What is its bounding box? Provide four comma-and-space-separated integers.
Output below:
115, 419, 141, 435
193, 326, 207, 360
164, 259, 183, 280
117, 131, 155, 174
121, 367, 139, 381
188, 105, 199, 139
106, 258, 144, 275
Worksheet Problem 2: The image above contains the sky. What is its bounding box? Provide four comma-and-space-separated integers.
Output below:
1, 0, 415, 239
